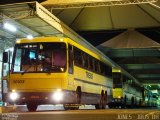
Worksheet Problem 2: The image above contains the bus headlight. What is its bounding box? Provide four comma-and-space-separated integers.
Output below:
52, 90, 63, 102
9, 92, 19, 101
118, 96, 121, 99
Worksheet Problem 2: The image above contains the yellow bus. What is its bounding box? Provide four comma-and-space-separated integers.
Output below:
2, 37, 113, 111
108, 69, 144, 108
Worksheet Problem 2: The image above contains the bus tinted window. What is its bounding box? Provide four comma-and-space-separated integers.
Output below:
100, 62, 105, 75
73, 46, 112, 77
74, 47, 82, 66
82, 53, 88, 69
88, 56, 93, 71
105, 64, 112, 77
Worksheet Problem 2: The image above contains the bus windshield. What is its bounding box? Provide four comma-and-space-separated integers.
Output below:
12, 42, 66, 73
113, 72, 122, 88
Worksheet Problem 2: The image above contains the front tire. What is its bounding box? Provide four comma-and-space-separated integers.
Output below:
27, 103, 38, 112
108, 104, 113, 108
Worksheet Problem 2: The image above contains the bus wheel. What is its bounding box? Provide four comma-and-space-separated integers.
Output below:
95, 104, 100, 109
27, 103, 38, 112
108, 104, 112, 108
121, 104, 125, 109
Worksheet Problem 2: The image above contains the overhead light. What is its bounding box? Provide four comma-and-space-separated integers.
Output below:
27, 35, 33, 40
151, 90, 158, 94
5, 47, 14, 52
3, 22, 17, 32
9, 47, 14, 52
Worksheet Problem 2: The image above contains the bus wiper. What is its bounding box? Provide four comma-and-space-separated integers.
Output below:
21, 64, 35, 75
21, 59, 37, 75
43, 65, 59, 73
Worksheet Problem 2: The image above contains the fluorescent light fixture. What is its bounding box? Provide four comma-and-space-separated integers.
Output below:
5, 47, 14, 52
3, 22, 17, 32
9, 47, 14, 52
27, 35, 33, 40
151, 90, 158, 94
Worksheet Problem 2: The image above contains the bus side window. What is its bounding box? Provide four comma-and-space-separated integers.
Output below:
94, 59, 98, 73
88, 56, 93, 71
68, 44, 74, 74
82, 53, 88, 69
98, 62, 101, 73
100, 62, 105, 75
74, 47, 82, 66
104, 64, 112, 77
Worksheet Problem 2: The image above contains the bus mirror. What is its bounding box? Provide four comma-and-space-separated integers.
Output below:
3, 52, 8, 63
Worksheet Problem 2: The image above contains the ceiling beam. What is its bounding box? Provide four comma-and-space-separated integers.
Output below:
107, 48, 160, 58
114, 57, 160, 64
122, 64, 160, 69
137, 4, 160, 24
149, 0, 160, 9
130, 69, 160, 74
44, 0, 158, 9
69, 8, 84, 27
136, 74, 160, 78
141, 79, 160, 84
0, 0, 45, 5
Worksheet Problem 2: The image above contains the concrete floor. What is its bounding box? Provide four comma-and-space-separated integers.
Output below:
1, 105, 160, 120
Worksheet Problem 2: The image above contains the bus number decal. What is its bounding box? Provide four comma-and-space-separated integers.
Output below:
86, 71, 93, 79
13, 80, 25, 84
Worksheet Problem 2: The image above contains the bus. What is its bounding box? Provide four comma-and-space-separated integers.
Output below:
143, 89, 158, 107
2, 37, 113, 111
108, 69, 158, 108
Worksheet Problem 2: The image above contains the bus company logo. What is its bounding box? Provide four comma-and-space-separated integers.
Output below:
13, 80, 25, 84
86, 71, 93, 79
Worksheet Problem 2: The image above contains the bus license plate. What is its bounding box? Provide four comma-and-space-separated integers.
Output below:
31, 96, 40, 99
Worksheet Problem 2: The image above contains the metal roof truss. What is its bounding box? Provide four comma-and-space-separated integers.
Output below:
45, 0, 158, 9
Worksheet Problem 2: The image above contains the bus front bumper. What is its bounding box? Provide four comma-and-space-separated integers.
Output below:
6, 90, 76, 105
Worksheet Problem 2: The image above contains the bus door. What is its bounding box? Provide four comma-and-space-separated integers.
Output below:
68, 44, 74, 87
1, 51, 10, 103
